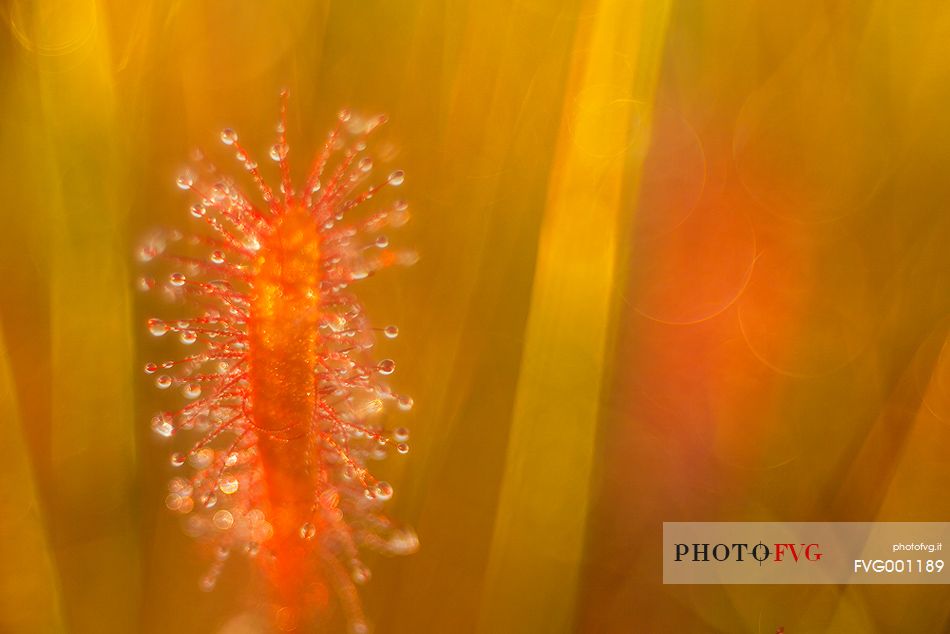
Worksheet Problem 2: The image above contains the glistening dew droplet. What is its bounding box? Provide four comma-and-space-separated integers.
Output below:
180, 330, 198, 345
182, 383, 202, 399
374, 481, 393, 500
176, 169, 196, 190
351, 561, 371, 585
148, 319, 169, 337
299, 522, 316, 540
189, 448, 214, 469
213, 509, 233, 530
218, 475, 239, 495
269, 143, 288, 161
151, 416, 175, 437
220, 128, 238, 145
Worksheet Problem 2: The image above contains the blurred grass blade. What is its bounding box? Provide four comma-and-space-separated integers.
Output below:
476, 1, 671, 632
0, 329, 65, 632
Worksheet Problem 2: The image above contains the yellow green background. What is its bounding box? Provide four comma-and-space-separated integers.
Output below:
1, 0, 948, 632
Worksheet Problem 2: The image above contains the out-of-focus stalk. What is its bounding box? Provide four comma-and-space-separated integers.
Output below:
21, 0, 140, 631
476, 0, 671, 631
0, 332, 65, 632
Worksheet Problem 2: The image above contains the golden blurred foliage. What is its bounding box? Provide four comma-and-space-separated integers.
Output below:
0, 0, 948, 632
